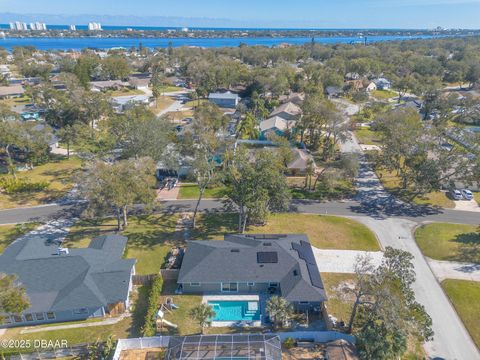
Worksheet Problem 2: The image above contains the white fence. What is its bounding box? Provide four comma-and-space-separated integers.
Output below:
112, 336, 170, 360
112, 331, 354, 360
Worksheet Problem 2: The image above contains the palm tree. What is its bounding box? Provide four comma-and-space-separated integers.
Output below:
236, 112, 259, 139
266, 296, 294, 329
189, 303, 216, 334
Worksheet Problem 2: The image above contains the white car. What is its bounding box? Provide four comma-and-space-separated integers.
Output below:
449, 189, 463, 200
461, 189, 474, 201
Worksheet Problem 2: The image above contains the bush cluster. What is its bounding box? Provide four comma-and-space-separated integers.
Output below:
0, 178, 49, 194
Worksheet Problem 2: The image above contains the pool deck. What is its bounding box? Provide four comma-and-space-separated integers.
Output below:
203, 295, 263, 328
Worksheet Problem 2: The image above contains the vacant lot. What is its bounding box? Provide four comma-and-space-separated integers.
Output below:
0, 223, 39, 254
442, 279, 480, 348
415, 223, 479, 263
191, 213, 380, 251
0, 157, 83, 209
65, 214, 182, 275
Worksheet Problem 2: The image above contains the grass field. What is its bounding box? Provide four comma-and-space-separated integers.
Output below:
354, 128, 382, 145
474, 192, 480, 204
0, 157, 83, 209
442, 279, 480, 348
415, 223, 479, 263
191, 213, 380, 251
0, 223, 39, 254
177, 184, 226, 199
184, 99, 208, 108
65, 214, 182, 275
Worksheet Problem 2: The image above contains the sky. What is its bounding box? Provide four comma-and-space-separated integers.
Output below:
1, 0, 480, 28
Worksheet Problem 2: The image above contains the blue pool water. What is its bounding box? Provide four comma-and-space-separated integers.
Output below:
208, 301, 261, 321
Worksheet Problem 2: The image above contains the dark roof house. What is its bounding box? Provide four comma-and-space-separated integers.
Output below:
0, 234, 135, 327
178, 234, 327, 305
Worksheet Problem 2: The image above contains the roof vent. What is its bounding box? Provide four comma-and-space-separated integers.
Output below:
231, 249, 240, 253
263, 242, 272, 246
293, 270, 299, 276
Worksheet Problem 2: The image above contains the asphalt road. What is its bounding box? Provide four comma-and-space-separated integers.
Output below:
0, 198, 478, 226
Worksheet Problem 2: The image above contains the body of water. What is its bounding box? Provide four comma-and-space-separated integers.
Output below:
0, 34, 459, 51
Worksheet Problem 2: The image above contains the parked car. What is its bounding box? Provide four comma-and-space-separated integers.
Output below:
461, 189, 474, 200
449, 189, 463, 200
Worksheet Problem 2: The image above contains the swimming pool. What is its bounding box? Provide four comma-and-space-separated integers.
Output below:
208, 300, 261, 321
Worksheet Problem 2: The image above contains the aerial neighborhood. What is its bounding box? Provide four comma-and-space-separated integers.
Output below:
0, 15, 479, 360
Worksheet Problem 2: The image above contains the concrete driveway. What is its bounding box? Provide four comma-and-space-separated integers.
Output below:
454, 199, 480, 212
312, 248, 383, 273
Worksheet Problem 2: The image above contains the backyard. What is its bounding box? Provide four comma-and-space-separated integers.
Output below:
415, 223, 479, 263
442, 279, 480, 348
0, 156, 83, 209
371, 89, 397, 100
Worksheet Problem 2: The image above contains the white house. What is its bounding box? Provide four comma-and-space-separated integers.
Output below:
366, 82, 377, 92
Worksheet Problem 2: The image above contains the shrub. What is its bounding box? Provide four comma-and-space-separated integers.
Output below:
283, 337, 296, 349
142, 276, 164, 337
0, 178, 49, 194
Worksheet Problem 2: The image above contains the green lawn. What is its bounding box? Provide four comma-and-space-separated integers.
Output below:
106, 88, 144, 97
191, 213, 380, 251
415, 223, 479, 263
442, 279, 480, 348
178, 184, 226, 199
290, 181, 355, 201
0, 223, 39, 254
376, 167, 455, 208
371, 89, 397, 100
354, 128, 382, 145
474, 192, 480, 204
158, 85, 183, 93
65, 214, 182, 275
184, 99, 208, 108
0, 286, 149, 355
0, 156, 83, 209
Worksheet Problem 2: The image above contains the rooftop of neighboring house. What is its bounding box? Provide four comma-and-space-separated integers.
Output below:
287, 148, 316, 171
208, 91, 240, 100
269, 101, 302, 118
259, 116, 296, 133
0, 84, 25, 97
0, 234, 135, 314
178, 234, 327, 303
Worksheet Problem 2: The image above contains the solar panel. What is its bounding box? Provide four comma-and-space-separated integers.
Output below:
307, 263, 324, 288
257, 251, 278, 263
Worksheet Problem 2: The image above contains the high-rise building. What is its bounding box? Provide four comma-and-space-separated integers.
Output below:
70, 25, 77, 31
10, 21, 28, 31
88, 22, 102, 31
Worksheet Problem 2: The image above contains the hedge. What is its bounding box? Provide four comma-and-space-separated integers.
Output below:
142, 276, 164, 337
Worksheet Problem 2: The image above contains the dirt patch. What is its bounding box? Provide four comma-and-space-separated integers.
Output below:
120, 348, 165, 360
454, 200, 480, 212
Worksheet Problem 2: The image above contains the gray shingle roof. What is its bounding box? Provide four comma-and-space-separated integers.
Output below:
0, 234, 135, 313
178, 234, 327, 303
